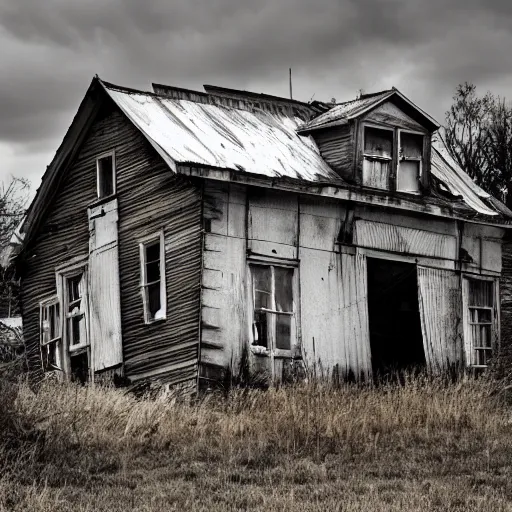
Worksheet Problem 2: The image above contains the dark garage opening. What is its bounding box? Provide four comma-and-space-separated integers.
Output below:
367, 258, 425, 378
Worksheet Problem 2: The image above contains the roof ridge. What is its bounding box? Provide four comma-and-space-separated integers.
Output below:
335, 89, 394, 106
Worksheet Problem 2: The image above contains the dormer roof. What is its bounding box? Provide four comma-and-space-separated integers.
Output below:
297, 88, 440, 133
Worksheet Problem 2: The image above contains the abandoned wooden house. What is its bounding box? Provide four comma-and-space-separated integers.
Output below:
14, 76, 512, 389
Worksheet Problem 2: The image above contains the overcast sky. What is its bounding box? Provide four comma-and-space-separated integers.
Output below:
1, 0, 512, 198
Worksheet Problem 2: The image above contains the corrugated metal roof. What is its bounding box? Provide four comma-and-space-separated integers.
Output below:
103, 81, 506, 219
103, 83, 340, 183
430, 137, 498, 216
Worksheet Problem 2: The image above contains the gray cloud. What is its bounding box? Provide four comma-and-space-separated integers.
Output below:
1, 0, 512, 187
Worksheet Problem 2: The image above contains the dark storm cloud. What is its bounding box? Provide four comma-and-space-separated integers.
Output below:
1, 0, 512, 185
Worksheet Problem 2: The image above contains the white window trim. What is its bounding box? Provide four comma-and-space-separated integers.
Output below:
40, 295, 60, 346
462, 275, 498, 368
39, 295, 62, 371
96, 150, 116, 199
55, 261, 90, 378
139, 230, 167, 324
248, 262, 298, 359
362, 124, 426, 195
397, 129, 423, 195
362, 124, 394, 162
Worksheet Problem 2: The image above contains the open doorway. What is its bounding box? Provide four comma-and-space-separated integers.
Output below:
367, 258, 425, 378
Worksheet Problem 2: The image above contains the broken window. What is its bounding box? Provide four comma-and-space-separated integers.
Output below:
467, 279, 495, 367
398, 132, 423, 193
64, 271, 90, 382
362, 127, 393, 190
251, 264, 294, 352
97, 152, 116, 199
40, 297, 61, 371
140, 231, 166, 323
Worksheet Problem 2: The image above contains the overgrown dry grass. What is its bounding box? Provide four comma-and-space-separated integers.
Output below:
2, 369, 512, 511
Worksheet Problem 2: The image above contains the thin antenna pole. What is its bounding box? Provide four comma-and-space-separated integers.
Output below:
289, 68, 293, 100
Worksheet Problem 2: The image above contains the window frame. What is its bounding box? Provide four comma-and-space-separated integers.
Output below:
55, 257, 91, 380
463, 276, 499, 368
249, 261, 298, 359
362, 124, 394, 162
64, 271, 89, 353
96, 150, 116, 200
139, 230, 167, 324
397, 129, 423, 194
39, 296, 62, 371
361, 124, 394, 191
360, 123, 426, 195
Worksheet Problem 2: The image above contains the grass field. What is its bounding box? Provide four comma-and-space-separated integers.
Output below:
2, 369, 512, 511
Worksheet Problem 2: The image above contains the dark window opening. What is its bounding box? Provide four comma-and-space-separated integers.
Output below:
70, 351, 89, 384
367, 259, 425, 379
66, 274, 85, 347
97, 154, 115, 199
141, 236, 165, 322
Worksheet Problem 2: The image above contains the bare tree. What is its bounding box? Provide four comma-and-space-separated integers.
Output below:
0, 177, 30, 317
444, 82, 512, 207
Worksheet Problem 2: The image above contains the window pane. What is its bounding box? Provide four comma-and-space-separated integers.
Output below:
69, 315, 84, 346
146, 261, 160, 283
481, 325, 492, 348
475, 348, 490, 366
471, 323, 492, 348
274, 267, 293, 312
49, 304, 57, 339
362, 159, 390, 190
68, 275, 82, 303
400, 133, 423, 159
98, 155, 114, 198
364, 127, 393, 158
147, 282, 161, 319
397, 161, 420, 192
478, 309, 492, 323
145, 241, 160, 263
469, 280, 493, 307
43, 342, 58, 370
253, 311, 269, 348
253, 266, 271, 309
276, 314, 291, 350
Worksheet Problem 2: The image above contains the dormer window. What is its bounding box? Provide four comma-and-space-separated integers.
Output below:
362, 125, 424, 194
363, 127, 393, 190
398, 132, 423, 194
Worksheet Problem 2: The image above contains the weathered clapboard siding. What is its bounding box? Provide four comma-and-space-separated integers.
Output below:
114, 110, 202, 387
313, 125, 354, 181
20, 106, 103, 374
21, 102, 203, 387
500, 237, 512, 357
